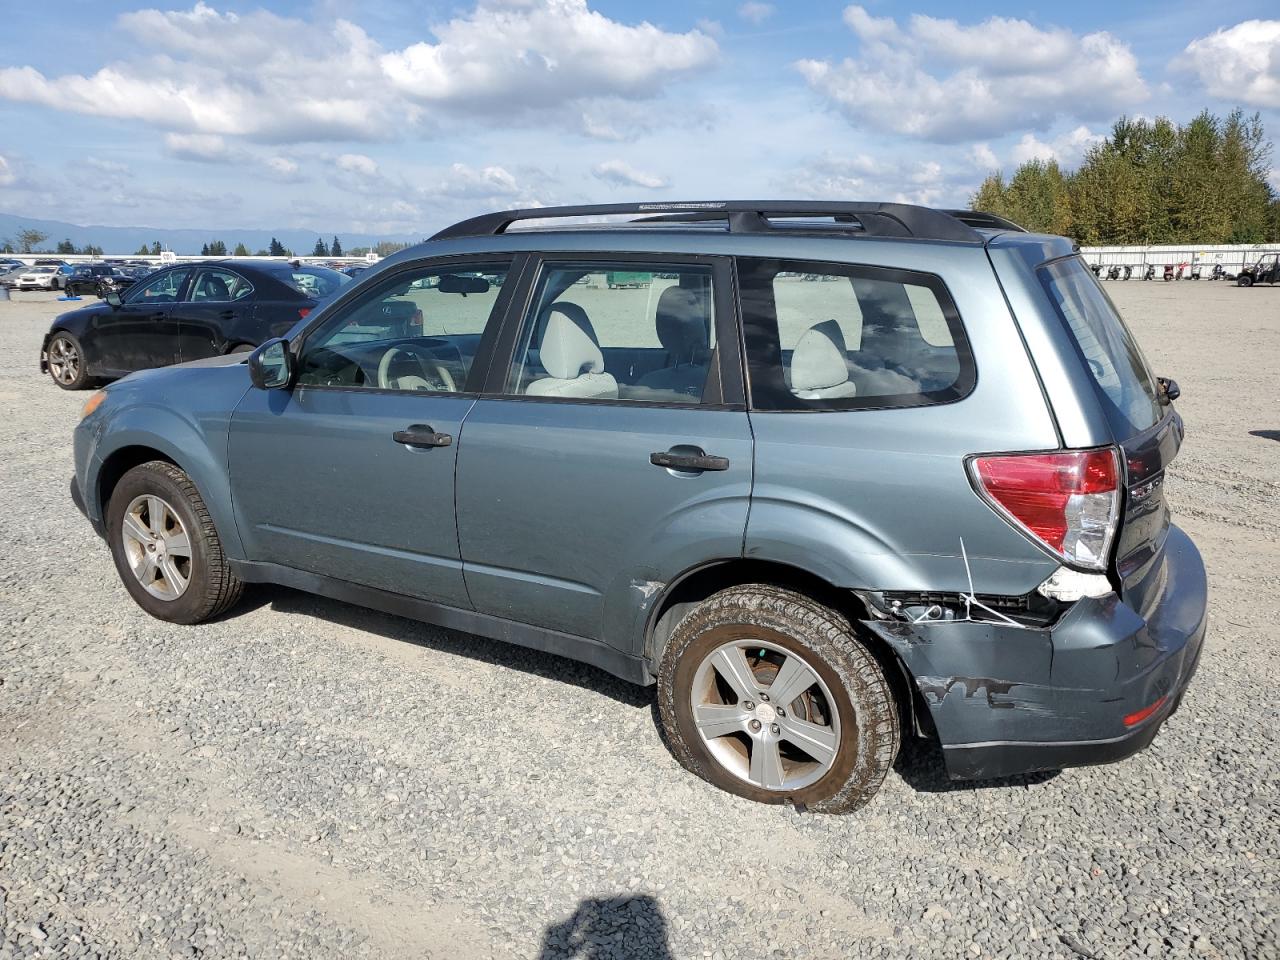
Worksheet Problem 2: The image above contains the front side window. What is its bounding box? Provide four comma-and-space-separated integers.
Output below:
190, 268, 253, 302
296, 262, 510, 393
738, 258, 972, 411
505, 262, 716, 403
125, 268, 191, 304
1039, 257, 1162, 437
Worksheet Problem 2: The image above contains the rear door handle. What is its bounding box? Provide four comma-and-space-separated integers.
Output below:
393, 424, 453, 448
650, 450, 729, 472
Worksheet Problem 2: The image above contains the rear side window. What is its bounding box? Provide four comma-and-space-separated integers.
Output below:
738, 258, 973, 411
1039, 258, 1162, 437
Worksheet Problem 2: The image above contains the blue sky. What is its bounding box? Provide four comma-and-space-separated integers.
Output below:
1, 0, 1278, 236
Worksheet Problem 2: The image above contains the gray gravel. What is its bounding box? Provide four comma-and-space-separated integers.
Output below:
2, 283, 1278, 960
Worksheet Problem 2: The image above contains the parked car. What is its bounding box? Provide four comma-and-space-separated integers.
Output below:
0, 257, 24, 273
64, 263, 135, 298
14, 265, 65, 290
40, 260, 349, 389
0, 264, 28, 288
68, 201, 1205, 813
1236, 252, 1280, 286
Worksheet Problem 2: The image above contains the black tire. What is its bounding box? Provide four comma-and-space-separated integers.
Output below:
1237, 275, 1253, 287
45, 331, 91, 390
227, 343, 255, 354
106, 461, 243, 624
657, 585, 900, 814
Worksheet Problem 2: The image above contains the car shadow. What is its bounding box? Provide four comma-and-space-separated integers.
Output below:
1248, 429, 1280, 442
893, 735, 1060, 793
238, 583, 654, 709
538, 895, 674, 960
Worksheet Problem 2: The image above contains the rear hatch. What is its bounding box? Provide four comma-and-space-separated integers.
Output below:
1037, 257, 1178, 612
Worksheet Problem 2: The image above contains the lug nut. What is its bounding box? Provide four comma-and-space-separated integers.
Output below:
776, 708, 786, 718
759, 692, 770, 702
743, 701, 755, 711
748, 719, 762, 732
770, 724, 780, 735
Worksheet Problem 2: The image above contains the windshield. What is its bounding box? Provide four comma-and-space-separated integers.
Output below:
268, 265, 351, 299
1039, 257, 1163, 438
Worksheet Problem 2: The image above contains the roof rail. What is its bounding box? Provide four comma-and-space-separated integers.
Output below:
430, 201, 985, 244
944, 209, 1028, 232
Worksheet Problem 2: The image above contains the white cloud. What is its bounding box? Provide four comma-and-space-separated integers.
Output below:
738, 3, 775, 26
1176, 20, 1280, 109
778, 153, 967, 207
1010, 126, 1104, 167
336, 153, 379, 177
797, 6, 1147, 142
164, 132, 231, 162
430, 163, 522, 198
969, 144, 999, 170
592, 159, 669, 189
0, 1, 718, 145
266, 156, 299, 177
0, 154, 15, 187
84, 156, 129, 176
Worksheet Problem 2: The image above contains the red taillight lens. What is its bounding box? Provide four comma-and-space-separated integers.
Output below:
298, 307, 311, 320
1123, 695, 1168, 728
971, 448, 1120, 571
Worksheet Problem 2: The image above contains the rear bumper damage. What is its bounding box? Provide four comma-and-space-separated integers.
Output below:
865, 524, 1207, 780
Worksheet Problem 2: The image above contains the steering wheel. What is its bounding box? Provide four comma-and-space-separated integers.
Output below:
376, 346, 456, 392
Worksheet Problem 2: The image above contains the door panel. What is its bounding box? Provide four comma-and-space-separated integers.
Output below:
229, 388, 474, 607
88, 266, 191, 373
456, 401, 752, 641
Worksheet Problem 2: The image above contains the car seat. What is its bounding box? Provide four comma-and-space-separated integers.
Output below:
525, 310, 618, 399
790, 320, 857, 399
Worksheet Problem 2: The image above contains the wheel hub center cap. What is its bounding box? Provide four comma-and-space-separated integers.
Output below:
754, 702, 776, 724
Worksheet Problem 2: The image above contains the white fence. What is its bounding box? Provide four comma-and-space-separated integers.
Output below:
5, 253, 381, 267
1081, 243, 1280, 272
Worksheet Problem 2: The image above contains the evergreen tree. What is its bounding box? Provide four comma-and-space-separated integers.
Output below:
312, 238, 329, 257
233, 242, 250, 256
330, 236, 343, 257
208, 240, 227, 256
201, 243, 210, 256
150, 241, 162, 255
136, 244, 151, 255
268, 237, 286, 257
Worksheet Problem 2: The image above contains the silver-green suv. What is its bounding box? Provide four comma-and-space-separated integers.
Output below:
71, 201, 1207, 813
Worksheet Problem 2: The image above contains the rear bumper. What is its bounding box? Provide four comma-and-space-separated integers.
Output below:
866, 524, 1208, 780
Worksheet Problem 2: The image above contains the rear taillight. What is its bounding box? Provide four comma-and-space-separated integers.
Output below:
970, 448, 1120, 571
298, 307, 312, 320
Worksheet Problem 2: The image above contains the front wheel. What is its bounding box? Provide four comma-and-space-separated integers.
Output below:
657, 585, 900, 814
46, 331, 91, 389
106, 461, 243, 624
1237, 275, 1253, 287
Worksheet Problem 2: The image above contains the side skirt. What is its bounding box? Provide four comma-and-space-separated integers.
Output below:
228, 559, 654, 686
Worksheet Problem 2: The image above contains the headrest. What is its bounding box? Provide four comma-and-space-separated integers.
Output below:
541, 301, 598, 344
791, 321, 850, 392
655, 286, 708, 360
205, 276, 229, 298
539, 310, 604, 380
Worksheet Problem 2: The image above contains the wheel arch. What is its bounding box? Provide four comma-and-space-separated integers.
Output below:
645, 558, 928, 739
96, 444, 180, 519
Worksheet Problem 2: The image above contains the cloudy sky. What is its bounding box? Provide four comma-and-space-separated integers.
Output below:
1, 0, 1278, 236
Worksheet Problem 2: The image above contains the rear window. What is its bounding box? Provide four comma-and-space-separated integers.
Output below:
738, 258, 973, 411
1039, 258, 1162, 437
268, 265, 350, 299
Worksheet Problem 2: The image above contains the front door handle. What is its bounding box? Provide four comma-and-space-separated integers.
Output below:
650, 450, 729, 471
393, 424, 453, 448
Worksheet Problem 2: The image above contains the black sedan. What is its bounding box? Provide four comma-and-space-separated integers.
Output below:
39, 260, 350, 389
64, 263, 137, 298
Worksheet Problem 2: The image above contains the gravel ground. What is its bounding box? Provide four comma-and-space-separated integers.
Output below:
1, 282, 1277, 960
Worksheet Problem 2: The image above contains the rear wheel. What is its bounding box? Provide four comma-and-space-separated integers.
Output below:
106, 461, 243, 624
657, 585, 899, 814
46, 332, 90, 390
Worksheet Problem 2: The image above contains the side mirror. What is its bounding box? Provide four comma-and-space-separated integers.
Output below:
105, 291, 122, 308
248, 338, 294, 390
1158, 376, 1180, 405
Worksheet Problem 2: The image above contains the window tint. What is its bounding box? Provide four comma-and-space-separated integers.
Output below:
1039, 257, 1162, 437
739, 258, 972, 410
267, 265, 350, 298
191, 268, 253, 302
125, 268, 191, 304
296, 263, 510, 393
507, 263, 716, 403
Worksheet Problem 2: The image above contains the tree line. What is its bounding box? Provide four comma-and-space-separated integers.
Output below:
972, 109, 1280, 244
5, 227, 416, 259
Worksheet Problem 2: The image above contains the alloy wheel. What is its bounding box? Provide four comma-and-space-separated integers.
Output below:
47, 337, 80, 385
120, 494, 192, 601
689, 638, 842, 791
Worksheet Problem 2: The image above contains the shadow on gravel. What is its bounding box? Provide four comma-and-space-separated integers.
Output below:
246, 584, 654, 708
538, 895, 674, 960
893, 736, 1060, 793
1249, 429, 1280, 442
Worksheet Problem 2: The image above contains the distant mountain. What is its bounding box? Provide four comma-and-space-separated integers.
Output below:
0, 211, 424, 256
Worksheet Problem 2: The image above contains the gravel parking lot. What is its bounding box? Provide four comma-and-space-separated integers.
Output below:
1, 282, 1277, 960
